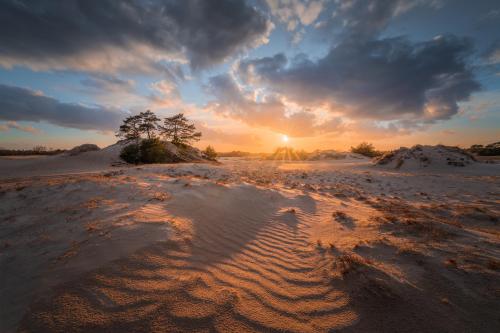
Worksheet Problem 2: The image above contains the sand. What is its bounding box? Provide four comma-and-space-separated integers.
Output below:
0, 154, 499, 332
375, 145, 477, 171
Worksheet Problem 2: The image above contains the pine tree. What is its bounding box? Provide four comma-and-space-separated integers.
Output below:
139, 110, 160, 139
159, 113, 201, 146
116, 114, 142, 141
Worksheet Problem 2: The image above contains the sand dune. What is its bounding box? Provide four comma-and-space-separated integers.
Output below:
1, 157, 499, 332
375, 145, 477, 171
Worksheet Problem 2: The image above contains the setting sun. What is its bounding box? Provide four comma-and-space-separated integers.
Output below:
281, 135, 289, 143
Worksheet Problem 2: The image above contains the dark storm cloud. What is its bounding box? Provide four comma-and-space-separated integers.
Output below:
315, 0, 443, 42
0, 0, 272, 72
236, 35, 480, 123
0, 84, 125, 131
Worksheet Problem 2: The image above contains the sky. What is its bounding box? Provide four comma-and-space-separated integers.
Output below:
0, 0, 499, 152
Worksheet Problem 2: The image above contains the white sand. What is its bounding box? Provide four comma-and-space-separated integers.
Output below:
0, 155, 499, 332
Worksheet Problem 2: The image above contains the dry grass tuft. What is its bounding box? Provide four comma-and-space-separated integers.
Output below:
150, 192, 170, 202
332, 211, 348, 220
486, 259, 500, 271
444, 258, 458, 268
333, 253, 371, 276
85, 223, 99, 233
396, 243, 421, 256
83, 197, 104, 209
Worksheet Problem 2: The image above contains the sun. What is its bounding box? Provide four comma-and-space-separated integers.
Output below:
281, 134, 289, 143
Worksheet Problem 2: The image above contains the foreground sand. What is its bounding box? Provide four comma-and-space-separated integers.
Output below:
1, 157, 499, 332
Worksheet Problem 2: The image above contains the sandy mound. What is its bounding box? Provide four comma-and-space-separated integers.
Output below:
164, 141, 204, 162
75, 140, 205, 164
0, 141, 209, 179
374, 145, 476, 170
66, 143, 100, 156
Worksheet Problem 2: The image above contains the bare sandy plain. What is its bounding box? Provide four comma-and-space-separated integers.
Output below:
1, 152, 499, 332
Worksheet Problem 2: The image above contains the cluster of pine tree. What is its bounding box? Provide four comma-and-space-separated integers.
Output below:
116, 110, 201, 146
116, 111, 216, 164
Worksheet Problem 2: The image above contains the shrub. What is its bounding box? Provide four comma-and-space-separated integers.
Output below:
140, 138, 170, 163
469, 142, 500, 156
350, 142, 381, 158
203, 145, 217, 160
120, 143, 141, 164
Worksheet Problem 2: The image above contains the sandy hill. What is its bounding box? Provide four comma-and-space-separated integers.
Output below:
374, 145, 476, 170
0, 141, 207, 179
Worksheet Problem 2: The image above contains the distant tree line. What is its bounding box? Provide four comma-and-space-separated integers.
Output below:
468, 142, 500, 156
217, 151, 253, 158
0, 146, 66, 156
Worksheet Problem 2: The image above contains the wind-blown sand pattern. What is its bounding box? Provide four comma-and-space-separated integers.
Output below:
1, 157, 499, 332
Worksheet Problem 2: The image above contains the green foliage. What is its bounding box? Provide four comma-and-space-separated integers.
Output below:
139, 110, 160, 139
139, 138, 170, 163
116, 111, 202, 147
116, 110, 160, 141
203, 145, 218, 160
159, 113, 201, 146
469, 142, 500, 156
0, 148, 65, 156
116, 111, 206, 164
120, 139, 176, 164
350, 142, 381, 158
116, 114, 142, 141
120, 143, 141, 164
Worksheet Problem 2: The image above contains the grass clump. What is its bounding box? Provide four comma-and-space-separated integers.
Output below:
350, 142, 382, 158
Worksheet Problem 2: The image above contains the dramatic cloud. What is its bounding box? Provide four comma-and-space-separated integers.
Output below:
265, 0, 324, 44
80, 74, 135, 94
230, 0, 480, 134
320, 0, 443, 42
0, 121, 41, 134
0, 84, 125, 132
483, 41, 500, 65
235, 35, 480, 125
266, 0, 324, 30
196, 123, 263, 147
206, 74, 343, 136
0, 0, 272, 73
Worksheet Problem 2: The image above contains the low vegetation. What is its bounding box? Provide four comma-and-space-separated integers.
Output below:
202, 145, 217, 161
469, 141, 500, 156
138, 138, 172, 164
350, 142, 382, 158
217, 151, 253, 158
0, 146, 66, 156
